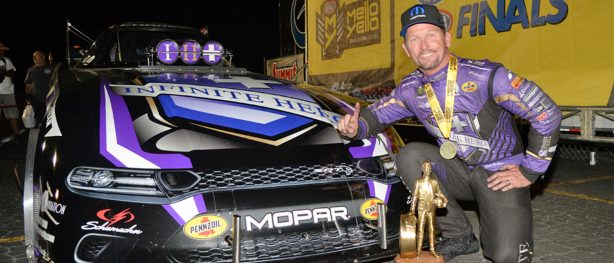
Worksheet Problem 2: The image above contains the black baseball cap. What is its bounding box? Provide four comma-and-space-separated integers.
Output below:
400, 4, 445, 37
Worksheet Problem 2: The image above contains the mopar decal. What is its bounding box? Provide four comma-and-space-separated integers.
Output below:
360, 198, 383, 220
246, 207, 350, 231
183, 214, 228, 240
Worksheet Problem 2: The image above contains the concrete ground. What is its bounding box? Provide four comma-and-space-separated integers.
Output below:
0, 130, 613, 262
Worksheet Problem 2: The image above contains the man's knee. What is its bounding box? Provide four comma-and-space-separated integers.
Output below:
399, 142, 437, 157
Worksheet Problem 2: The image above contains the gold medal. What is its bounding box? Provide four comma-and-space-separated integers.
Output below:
440, 141, 457, 159
423, 55, 459, 159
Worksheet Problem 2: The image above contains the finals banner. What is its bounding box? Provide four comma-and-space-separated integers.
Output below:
307, 0, 614, 106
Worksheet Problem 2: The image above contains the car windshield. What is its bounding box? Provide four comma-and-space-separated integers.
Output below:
80, 26, 209, 68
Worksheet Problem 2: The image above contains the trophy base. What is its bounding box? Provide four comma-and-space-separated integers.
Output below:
394, 251, 445, 263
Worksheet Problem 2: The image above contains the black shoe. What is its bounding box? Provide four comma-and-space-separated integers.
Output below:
435, 233, 480, 261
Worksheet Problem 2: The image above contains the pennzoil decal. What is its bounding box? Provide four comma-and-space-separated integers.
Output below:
183, 214, 228, 240
360, 198, 383, 220
461, 81, 478, 92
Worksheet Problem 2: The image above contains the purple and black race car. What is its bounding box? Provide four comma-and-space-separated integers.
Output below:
22, 22, 410, 263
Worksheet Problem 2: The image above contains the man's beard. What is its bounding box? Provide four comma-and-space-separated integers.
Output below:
415, 51, 442, 71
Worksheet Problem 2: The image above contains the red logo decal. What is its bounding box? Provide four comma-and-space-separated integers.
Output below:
96, 208, 135, 226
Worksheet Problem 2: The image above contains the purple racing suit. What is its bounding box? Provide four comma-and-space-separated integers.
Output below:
354, 56, 561, 262
357, 56, 561, 182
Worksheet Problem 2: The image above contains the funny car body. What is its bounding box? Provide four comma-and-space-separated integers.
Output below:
22, 22, 410, 263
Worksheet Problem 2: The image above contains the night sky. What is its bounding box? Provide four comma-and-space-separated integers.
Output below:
2, 1, 282, 95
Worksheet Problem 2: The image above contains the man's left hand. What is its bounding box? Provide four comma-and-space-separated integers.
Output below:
487, 165, 531, 191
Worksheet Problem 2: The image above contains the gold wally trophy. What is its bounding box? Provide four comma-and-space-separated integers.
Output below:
396, 161, 448, 263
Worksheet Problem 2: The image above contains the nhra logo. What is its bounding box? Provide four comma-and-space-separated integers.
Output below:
183, 214, 228, 240
360, 198, 383, 220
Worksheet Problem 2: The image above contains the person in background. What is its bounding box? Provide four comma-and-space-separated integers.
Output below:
337, 4, 561, 262
25, 50, 54, 126
0, 42, 20, 143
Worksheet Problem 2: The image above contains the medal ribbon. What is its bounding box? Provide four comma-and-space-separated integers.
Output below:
423, 55, 458, 139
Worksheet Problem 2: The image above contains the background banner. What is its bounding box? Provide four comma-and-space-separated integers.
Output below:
307, 0, 614, 106
266, 54, 305, 82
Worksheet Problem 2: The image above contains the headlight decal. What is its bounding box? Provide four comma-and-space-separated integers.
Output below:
100, 79, 192, 169
367, 179, 391, 204
162, 194, 207, 225
349, 133, 391, 158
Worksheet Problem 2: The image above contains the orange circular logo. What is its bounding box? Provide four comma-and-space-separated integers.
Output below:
183, 214, 228, 240
461, 81, 478, 92
360, 198, 384, 220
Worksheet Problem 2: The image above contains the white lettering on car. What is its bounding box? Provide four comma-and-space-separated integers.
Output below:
245, 207, 350, 231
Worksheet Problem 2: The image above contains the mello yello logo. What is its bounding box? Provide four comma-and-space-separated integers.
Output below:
360, 198, 384, 220
183, 214, 228, 240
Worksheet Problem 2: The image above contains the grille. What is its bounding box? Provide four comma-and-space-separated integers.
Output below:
166, 162, 382, 197
169, 222, 397, 263
76, 235, 112, 261
557, 142, 614, 164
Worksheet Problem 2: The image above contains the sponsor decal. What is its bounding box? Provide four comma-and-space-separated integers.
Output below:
527, 93, 544, 108
111, 83, 341, 126
36, 224, 55, 243
314, 165, 353, 176
360, 198, 383, 220
466, 59, 486, 67
316, 0, 381, 59
272, 61, 298, 80
246, 207, 350, 231
466, 70, 488, 81
183, 214, 228, 240
416, 86, 425, 96
540, 98, 552, 109
409, 5, 426, 20
522, 85, 538, 101
456, 0, 568, 38
461, 81, 478, 92
538, 136, 552, 157
41, 183, 66, 226
81, 208, 143, 235
511, 75, 525, 90
536, 111, 549, 122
